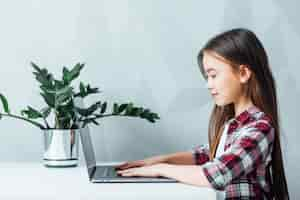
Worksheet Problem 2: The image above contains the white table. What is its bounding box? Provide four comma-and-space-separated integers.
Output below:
0, 162, 216, 200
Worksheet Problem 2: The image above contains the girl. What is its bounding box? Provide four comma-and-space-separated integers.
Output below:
116, 28, 289, 200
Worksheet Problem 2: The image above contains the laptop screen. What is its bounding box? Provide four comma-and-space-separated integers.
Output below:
80, 126, 97, 177
74, 97, 97, 178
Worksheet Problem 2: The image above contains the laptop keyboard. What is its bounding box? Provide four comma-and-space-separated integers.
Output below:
93, 165, 177, 182
96, 166, 118, 177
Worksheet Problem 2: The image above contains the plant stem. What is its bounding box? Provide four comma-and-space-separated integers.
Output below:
99, 114, 141, 118
79, 113, 134, 122
54, 111, 59, 129
98, 114, 115, 118
0, 113, 45, 129
42, 118, 50, 129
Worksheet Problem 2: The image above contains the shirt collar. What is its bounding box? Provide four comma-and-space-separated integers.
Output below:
235, 105, 260, 124
227, 105, 260, 133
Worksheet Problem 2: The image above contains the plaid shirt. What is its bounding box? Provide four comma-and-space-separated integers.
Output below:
193, 106, 274, 199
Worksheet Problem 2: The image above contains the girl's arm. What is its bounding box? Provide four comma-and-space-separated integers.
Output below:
119, 121, 274, 189
164, 151, 196, 165
157, 121, 274, 189
117, 148, 212, 187
160, 164, 212, 187
164, 144, 210, 165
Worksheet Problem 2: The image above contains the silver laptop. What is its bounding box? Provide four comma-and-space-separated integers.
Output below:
79, 125, 177, 183
77, 99, 177, 183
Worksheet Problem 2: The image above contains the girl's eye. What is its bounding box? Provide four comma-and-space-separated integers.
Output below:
204, 74, 216, 80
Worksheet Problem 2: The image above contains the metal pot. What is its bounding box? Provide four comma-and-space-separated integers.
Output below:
43, 129, 79, 167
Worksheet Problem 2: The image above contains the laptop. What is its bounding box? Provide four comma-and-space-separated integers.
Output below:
77, 99, 177, 183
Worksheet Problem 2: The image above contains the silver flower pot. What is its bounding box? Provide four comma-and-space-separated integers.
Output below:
43, 129, 79, 167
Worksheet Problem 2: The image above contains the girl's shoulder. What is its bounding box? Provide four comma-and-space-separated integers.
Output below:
228, 107, 275, 149
230, 105, 274, 135
240, 107, 274, 136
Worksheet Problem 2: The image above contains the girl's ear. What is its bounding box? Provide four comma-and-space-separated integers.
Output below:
238, 65, 252, 83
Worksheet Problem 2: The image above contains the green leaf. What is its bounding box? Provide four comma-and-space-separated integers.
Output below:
125, 103, 133, 115
56, 95, 72, 106
146, 118, 155, 123
140, 109, 150, 118
81, 120, 87, 128
40, 92, 55, 108
91, 119, 99, 125
31, 62, 54, 88
30, 62, 42, 73
21, 106, 43, 119
57, 99, 74, 112
41, 84, 72, 95
113, 103, 119, 114
75, 107, 88, 117
79, 82, 85, 94
62, 67, 70, 84
68, 63, 84, 83
136, 107, 144, 116
131, 108, 140, 116
0, 93, 10, 114
61, 64, 84, 85
41, 107, 51, 118
40, 85, 49, 93
76, 101, 101, 117
153, 113, 160, 119
56, 102, 74, 126
118, 103, 128, 113
149, 113, 159, 120
54, 80, 66, 90
86, 84, 99, 94
74, 82, 99, 98
141, 110, 160, 123
81, 118, 99, 128
100, 102, 107, 114
55, 113, 72, 129
55, 87, 73, 105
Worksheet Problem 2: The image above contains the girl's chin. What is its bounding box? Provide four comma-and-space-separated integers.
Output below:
215, 100, 232, 107
216, 102, 225, 106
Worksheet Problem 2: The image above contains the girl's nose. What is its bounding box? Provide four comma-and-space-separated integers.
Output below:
205, 82, 209, 89
205, 79, 213, 90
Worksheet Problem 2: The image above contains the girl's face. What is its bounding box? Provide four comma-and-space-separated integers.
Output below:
202, 51, 245, 106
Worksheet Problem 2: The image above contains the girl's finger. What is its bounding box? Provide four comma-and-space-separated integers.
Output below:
117, 161, 142, 170
116, 162, 134, 169
120, 170, 139, 177
118, 170, 131, 176
117, 168, 131, 174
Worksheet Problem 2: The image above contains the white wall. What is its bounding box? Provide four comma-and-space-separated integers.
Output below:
0, 0, 299, 198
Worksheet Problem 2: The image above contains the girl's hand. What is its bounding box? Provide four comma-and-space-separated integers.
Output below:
115, 155, 168, 170
116, 163, 168, 178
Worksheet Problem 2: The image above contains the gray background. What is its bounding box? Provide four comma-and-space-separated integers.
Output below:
0, 0, 298, 198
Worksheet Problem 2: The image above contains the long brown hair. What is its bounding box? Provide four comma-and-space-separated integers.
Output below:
197, 28, 289, 200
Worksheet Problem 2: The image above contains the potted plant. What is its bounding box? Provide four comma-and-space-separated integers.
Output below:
0, 62, 160, 167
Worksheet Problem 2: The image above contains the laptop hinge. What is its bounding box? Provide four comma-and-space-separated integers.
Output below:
90, 166, 96, 181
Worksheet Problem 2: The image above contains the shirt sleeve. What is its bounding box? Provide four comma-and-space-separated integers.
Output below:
192, 143, 210, 165
201, 121, 275, 190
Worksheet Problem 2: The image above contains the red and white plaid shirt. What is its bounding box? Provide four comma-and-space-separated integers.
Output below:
193, 106, 274, 199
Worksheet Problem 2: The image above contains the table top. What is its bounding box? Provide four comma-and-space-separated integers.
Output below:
0, 162, 216, 200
